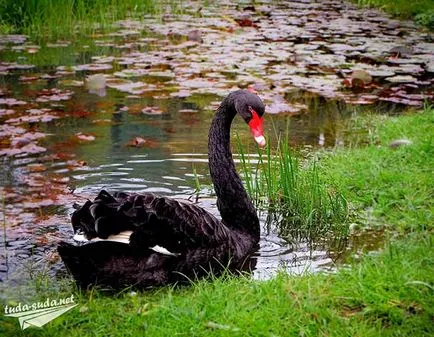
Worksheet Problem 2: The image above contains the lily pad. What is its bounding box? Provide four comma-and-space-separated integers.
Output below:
0, 98, 27, 106
142, 106, 165, 115
76, 133, 96, 142
126, 137, 158, 147
0, 143, 46, 157
385, 75, 417, 83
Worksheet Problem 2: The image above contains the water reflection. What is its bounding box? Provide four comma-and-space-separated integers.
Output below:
0, 71, 363, 284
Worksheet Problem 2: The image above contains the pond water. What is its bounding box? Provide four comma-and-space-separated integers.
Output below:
0, 81, 351, 284
0, 0, 433, 287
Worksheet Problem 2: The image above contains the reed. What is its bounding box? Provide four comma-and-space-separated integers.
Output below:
237, 128, 349, 248
0, 0, 158, 40
355, 0, 434, 29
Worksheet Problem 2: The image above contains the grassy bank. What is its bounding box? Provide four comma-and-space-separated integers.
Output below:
1, 110, 433, 336
355, 0, 434, 29
1, 233, 433, 336
321, 108, 433, 232
0, 0, 158, 40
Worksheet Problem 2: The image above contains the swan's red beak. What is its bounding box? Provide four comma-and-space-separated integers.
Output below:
248, 108, 266, 147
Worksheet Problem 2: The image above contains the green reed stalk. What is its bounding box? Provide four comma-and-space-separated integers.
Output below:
0, 0, 157, 41
238, 125, 349, 249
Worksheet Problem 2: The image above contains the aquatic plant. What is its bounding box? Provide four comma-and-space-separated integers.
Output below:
237, 129, 349, 248
0, 0, 157, 40
355, 0, 434, 29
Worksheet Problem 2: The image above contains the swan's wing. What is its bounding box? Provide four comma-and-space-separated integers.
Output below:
71, 190, 230, 252
134, 194, 230, 249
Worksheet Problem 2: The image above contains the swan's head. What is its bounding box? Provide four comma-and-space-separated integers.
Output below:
234, 90, 266, 147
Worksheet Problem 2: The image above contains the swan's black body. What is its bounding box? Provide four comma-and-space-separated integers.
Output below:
58, 90, 265, 289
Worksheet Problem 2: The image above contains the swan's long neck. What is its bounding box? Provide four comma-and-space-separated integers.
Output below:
208, 103, 259, 236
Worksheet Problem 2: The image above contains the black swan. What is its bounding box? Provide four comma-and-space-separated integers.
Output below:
58, 90, 266, 289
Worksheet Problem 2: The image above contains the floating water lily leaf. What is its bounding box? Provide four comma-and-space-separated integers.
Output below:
6, 113, 58, 124
379, 96, 423, 106
126, 137, 158, 148
0, 62, 35, 70
386, 75, 417, 83
70, 108, 91, 118
266, 95, 304, 115
0, 124, 26, 137
36, 88, 73, 102
395, 92, 426, 101
75, 63, 113, 72
66, 159, 88, 168
11, 132, 46, 147
395, 64, 424, 75
367, 68, 395, 78
147, 71, 175, 78
347, 95, 377, 105
170, 89, 192, 98
76, 133, 96, 142
19, 75, 40, 82
0, 98, 27, 106
142, 106, 165, 115
113, 69, 149, 78
0, 108, 14, 116
387, 58, 423, 65
107, 80, 147, 94
0, 143, 46, 157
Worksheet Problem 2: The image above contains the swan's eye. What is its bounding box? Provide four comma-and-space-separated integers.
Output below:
248, 107, 265, 147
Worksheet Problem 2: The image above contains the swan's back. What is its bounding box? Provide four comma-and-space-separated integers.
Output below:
72, 190, 244, 250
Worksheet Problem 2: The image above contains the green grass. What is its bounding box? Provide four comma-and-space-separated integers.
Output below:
238, 133, 349, 249
356, 0, 434, 29
0, 0, 157, 41
1, 233, 433, 336
320, 108, 434, 231
1, 109, 433, 336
